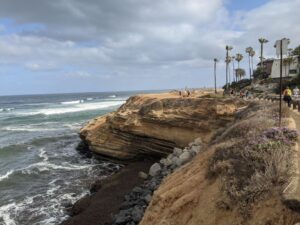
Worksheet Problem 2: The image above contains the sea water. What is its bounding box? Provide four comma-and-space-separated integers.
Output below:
0, 91, 145, 225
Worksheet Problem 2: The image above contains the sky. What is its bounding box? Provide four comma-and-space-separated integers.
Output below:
0, 0, 299, 95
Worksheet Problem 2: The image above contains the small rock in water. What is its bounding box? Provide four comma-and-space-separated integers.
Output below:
138, 171, 148, 179
149, 163, 161, 177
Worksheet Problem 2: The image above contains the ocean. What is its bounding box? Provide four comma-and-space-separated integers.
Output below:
0, 91, 148, 225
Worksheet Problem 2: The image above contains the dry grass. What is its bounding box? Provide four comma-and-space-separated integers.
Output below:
207, 101, 297, 218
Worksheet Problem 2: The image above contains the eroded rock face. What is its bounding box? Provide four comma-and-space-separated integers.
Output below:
80, 94, 245, 160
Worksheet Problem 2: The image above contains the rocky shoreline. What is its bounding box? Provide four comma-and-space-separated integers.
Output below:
111, 138, 202, 225
61, 137, 202, 225
60, 159, 155, 225
61, 92, 247, 225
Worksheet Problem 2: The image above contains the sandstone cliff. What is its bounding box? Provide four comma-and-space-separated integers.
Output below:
139, 101, 300, 225
80, 92, 245, 160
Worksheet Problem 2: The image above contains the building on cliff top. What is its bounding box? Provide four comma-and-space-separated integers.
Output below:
257, 55, 300, 78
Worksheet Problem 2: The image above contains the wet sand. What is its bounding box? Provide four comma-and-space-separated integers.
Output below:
60, 159, 154, 225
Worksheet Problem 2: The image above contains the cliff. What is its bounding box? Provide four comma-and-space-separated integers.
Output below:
139, 101, 300, 225
80, 92, 246, 160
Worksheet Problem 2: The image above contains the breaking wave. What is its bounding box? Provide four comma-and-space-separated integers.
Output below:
60, 100, 84, 105
17, 101, 125, 116
0, 170, 14, 182
0, 108, 15, 113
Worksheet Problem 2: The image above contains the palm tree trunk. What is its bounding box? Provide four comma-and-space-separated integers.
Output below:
251, 56, 254, 78
248, 53, 251, 79
232, 60, 235, 82
261, 42, 263, 71
214, 61, 217, 93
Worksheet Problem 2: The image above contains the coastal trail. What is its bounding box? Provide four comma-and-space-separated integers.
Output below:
283, 109, 300, 210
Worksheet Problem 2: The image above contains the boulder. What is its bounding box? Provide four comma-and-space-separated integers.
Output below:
114, 209, 131, 224
159, 158, 166, 165
144, 194, 152, 203
132, 206, 144, 222
171, 156, 181, 167
190, 145, 201, 155
179, 151, 192, 164
162, 158, 173, 167
138, 171, 148, 179
173, 148, 183, 156
149, 163, 161, 177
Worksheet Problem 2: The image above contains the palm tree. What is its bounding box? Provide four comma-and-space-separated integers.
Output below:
250, 50, 255, 78
236, 68, 246, 81
213, 58, 218, 93
225, 56, 232, 83
235, 53, 243, 69
245, 47, 253, 79
258, 38, 269, 72
225, 45, 233, 88
231, 56, 235, 82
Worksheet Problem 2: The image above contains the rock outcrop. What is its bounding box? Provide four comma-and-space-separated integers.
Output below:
80, 92, 246, 160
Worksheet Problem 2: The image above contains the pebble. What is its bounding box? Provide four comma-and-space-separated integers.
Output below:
138, 171, 148, 179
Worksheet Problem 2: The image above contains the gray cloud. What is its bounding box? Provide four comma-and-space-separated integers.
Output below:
0, 0, 300, 95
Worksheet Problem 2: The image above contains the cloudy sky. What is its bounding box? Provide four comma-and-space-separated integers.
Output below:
0, 0, 299, 95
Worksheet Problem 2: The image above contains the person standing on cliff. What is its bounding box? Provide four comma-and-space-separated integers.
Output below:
283, 86, 292, 107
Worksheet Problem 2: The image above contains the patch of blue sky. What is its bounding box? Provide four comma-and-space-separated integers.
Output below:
0, 18, 45, 35
226, 0, 270, 12
76, 40, 99, 48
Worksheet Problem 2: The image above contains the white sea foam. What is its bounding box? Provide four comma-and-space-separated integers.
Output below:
1, 121, 74, 132
0, 170, 14, 182
39, 148, 49, 162
0, 203, 17, 225
61, 100, 84, 105
22, 161, 93, 174
17, 100, 125, 116
2, 126, 58, 132
86, 97, 93, 101
0, 107, 14, 113
109, 95, 117, 98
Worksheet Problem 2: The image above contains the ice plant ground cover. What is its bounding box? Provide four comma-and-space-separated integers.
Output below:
208, 102, 298, 218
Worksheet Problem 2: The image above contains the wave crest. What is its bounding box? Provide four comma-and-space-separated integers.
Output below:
60, 100, 84, 105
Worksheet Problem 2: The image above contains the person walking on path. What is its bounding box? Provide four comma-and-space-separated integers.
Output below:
283, 86, 292, 107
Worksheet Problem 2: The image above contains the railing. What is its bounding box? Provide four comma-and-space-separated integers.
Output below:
247, 94, 300, 112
